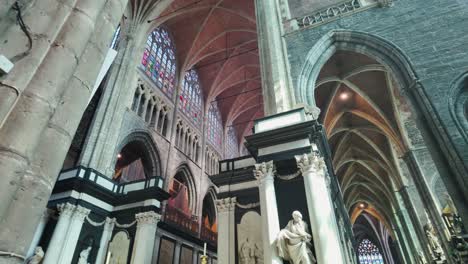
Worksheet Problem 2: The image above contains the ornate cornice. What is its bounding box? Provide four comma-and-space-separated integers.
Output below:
295, 152, 326, 175
253, 161, 275, 182
216, 197, 237, 213
57, 203, 76, 217
135, 211, 160, 225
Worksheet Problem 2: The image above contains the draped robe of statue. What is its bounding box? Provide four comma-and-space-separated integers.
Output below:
276, 211, 316, 264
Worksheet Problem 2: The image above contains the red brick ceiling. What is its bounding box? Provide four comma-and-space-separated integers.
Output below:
156, 0, 263, 143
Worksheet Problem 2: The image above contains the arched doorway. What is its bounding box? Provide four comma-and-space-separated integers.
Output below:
201, 189, 217, 245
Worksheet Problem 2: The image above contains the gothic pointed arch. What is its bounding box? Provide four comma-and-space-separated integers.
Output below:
168, 164, 198, 214
201, 187, 218, 245
113, 131, 162, 182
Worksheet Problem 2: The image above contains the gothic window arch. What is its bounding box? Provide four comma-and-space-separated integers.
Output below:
357, 238, 384, 264
207, 103, 222, 150
179, 69, 203, 127
141, 26, 177, 99
225, 126, 238, 159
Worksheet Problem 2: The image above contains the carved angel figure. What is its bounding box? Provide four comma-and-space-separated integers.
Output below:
276, 211, 316, 264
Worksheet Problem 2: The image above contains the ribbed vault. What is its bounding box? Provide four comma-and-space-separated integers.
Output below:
151, 0, 263, 145
315, 50, 410, 228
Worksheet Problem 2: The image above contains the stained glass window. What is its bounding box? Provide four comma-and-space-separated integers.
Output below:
358, 239, 384, 264
207, 103, 222, 150
225, 127, 238, 159
179, 69, 203, 127
141, 27, 176, 99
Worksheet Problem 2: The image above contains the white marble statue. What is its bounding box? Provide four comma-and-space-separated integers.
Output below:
27, 246, 44, 264
424, 222, 443, 259
240, 238, 255, 264
78, 246, 91, 264
276, 211, 316, 264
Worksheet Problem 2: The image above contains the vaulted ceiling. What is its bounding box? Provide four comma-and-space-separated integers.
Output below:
315, 50, 410, 226
154, 0, 263, 144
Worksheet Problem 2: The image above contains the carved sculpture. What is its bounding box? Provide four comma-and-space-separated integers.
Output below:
27, 247, 44, 264
417, 251, 427, 264
239, 238, 255, 264
254, 243, 263, 264
78, 246, 91, 264
276, 211, 316, 264
424, 222, 444, 260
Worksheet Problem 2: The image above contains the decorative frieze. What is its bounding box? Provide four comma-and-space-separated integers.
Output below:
296, 0, 362, 28
135, 211, 160, 225
216, 197, 237, 213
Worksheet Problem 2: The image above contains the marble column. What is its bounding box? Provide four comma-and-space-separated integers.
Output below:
95, 217, 116, 264
131, 211, 160, 264
216, 197, 236, 264
58, 205, 91, 264
173, 242, 182, 264
295, 152, 345, 263
43, 203, 76, 264
26, 209, 52, 258
254, 161, 283, 264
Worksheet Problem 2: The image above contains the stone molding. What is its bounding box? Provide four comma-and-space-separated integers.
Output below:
135, 211, 160, 225
216, 197, 237, 213
57, 203, 76, 217
253, 161, 275, 183
295, 152, 326, 175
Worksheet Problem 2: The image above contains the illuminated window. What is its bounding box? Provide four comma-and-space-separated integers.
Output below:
141, 27, 176, 99
179, 69, 203, 127
207, 103, 222, 150
225, 127, 238, 159
358, 239, 384, 264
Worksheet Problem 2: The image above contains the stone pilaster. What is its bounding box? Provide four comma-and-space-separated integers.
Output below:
295, 152, 345, 263
43, 203, 76, 264
131, 211, 160, 264
254, 161, 283, 264
95, 217, 116, 264
216, 197, 236, 264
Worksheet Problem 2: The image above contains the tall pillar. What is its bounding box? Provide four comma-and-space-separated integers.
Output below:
402, 151, 452, 261
254, 0, 294, 114
58, 205, 91, 264
42, 203, 76, 264
173, 242, 182, 264
397, 186, 433, 261
130, 211, 160, 264
295, 152, 345, 263
216, 197, 236, 264
254, 161, 283, 264
95, 217, 116, 264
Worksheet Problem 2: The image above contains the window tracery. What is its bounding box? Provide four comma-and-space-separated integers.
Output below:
225, 127, 239, 159
179, 69, 203, 127
207, 103, 222, 150
357, 239, 384, 264
175, 119, 201, 163
141, 27, 176, 99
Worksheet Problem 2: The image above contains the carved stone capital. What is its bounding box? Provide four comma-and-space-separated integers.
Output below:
254, 161, 275, 182
73, 205, 91, 221
57, 203, 76, 217
216, 197, 237, 213
104, 217, 116, 230
135, 211, 160, 225
295, 152, 326, 175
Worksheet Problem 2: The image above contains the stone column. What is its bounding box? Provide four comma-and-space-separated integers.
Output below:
216, 197, 236, 264
402, 151, 452, 261
295, 152, 345, 263
130, 211, 160, 264
26, 209, 52, 258
95, 217, 116, 264
42, 203, 76, 264
173, 242, 182, 264
254, 0, 294, 114
58, 205, 91, 264
254, 161, 283, 264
